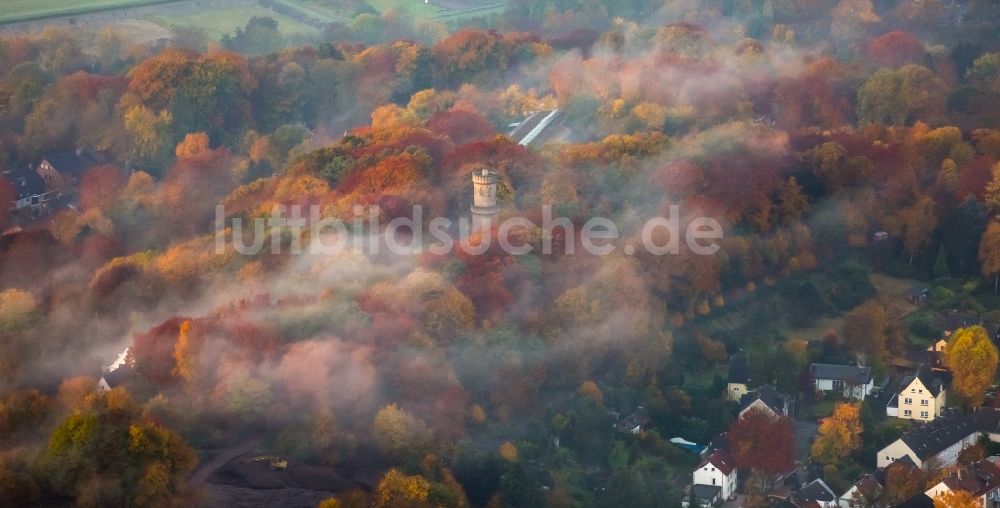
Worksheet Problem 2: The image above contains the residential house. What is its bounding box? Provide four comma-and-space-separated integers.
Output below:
97, 347, 132, 393
614, 407, 651, 434
36, 150, 95, 192
738, 385, 792, 420
727, 352, 752, 402
97, 366, 133, 392
923, 458, 1000, 507
838, 474, 882, 508
942, 309, 980, 333
887, 365, 947, 421
2, 168, 46, 210
929, 339, 949, 352
876, 408, 1000, 469
838, 457, 919, 507
888, 346, 949, 378
809, 363, 874, 400
791, 478, 838, 508
684, 484, 722, 507
691, 451, 738, 502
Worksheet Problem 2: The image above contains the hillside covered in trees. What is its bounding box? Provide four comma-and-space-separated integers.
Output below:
0, 0, 999, 506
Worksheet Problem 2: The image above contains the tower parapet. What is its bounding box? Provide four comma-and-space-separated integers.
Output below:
471, 168, 499, 216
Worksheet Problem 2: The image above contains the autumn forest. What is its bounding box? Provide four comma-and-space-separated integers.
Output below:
0, 0, 999, 507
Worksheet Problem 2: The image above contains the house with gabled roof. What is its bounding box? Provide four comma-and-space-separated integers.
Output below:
887, 364, 947, 421
738, 385, 792, 420
809, 363, 874, 400
838, 456, 918, 507
838, 474, 881, 508
689, 450, 738, 504
942, 309, 980, 333
923, 458, 1000, 507
614, 407, 651, 434
2, 168, 47, 210
97, 347, 133, 392
792, 478, 837, 508
876, 408, 1000, 469
36, 149, 95, 192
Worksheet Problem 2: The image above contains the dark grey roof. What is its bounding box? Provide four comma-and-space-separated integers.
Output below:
809, 363, 872, 384
708, 432, 730, 454
102, 365, 133, 388
2, 168, 45, 198
899, 364, 944, 397
897, 409, 1000, 460
795, 479, 835, 503
739, 385, 788, 416
728, 352, 751, 384
895, 493, 934, 508
691, 484, 721, 501
971, 407, 1000, 435
904, 350, 946, 371
41, 152, 95, 176
615, 408, 651, 432
942, 309, 981, 331
892, 455, 917, 469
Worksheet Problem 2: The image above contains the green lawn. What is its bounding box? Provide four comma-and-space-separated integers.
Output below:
365, 0, 440, 17
277, 0, 348, 23
0, 0, 179, 23
292, 0, 507, 23
145, 5, 320, 40
433, 2, 506, 21
804, 398, 837, 420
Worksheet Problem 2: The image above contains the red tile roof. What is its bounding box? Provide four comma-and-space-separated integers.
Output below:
700, 451, 735, 476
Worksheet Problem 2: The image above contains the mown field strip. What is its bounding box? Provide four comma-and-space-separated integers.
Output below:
0, 0, 184, 24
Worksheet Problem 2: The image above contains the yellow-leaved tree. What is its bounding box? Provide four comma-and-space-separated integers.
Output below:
945, 326, 999, 407
810, 402, 863, 465
934, 489, 978, 508
373, 468, 430, 508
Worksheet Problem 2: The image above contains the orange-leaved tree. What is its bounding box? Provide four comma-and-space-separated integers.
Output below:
810, 402, 863, 465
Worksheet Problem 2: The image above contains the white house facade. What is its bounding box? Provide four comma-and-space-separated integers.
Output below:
692, 451, 737, 502
809, 363, 874, 400
876, 409, 1000, 470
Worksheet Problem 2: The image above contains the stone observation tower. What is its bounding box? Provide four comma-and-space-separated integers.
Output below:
471, 168, 499, 224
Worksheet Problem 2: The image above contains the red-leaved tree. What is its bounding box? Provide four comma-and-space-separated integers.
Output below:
728, 408, 795, 491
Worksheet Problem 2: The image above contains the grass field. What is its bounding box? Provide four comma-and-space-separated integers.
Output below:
0, 0, 177, 23
361, 0, 505, 21
0, 0, 507, 41
145, 6, 320, 39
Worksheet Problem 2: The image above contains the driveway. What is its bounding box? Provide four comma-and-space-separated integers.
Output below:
721, 495, 745, 508
793, 419, 819, 459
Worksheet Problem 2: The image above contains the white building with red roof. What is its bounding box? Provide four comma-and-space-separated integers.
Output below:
692, 450, 738, 502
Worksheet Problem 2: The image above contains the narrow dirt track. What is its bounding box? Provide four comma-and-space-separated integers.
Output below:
189, 437, 262, 489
